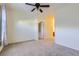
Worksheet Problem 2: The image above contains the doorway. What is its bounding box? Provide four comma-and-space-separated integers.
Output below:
38, 22, 44, 40
38, 16, 55, 41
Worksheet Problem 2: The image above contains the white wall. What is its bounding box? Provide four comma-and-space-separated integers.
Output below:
56, 4, 79, 50
6, 4, 38, 44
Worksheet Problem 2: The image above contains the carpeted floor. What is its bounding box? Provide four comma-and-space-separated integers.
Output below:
0, 40, 79, 56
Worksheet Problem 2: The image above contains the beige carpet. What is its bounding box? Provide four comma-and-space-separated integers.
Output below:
0, 40, 79, 56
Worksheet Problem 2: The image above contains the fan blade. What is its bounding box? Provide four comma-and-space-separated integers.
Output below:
25, 3, 35, 6
40, 5, 50, 7
31, 8, 36, 12
39, 9, 43, 13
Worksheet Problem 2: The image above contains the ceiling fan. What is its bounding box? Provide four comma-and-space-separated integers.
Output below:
25, 3, 50, 13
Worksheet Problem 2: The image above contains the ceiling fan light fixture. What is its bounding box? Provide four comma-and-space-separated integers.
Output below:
25, 3, 50, 13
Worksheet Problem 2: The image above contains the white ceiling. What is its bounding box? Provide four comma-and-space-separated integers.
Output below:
6, 3, 74, 20
6, 3, 68, 14
3, 3, 79, 13
6, 3, 79, 20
